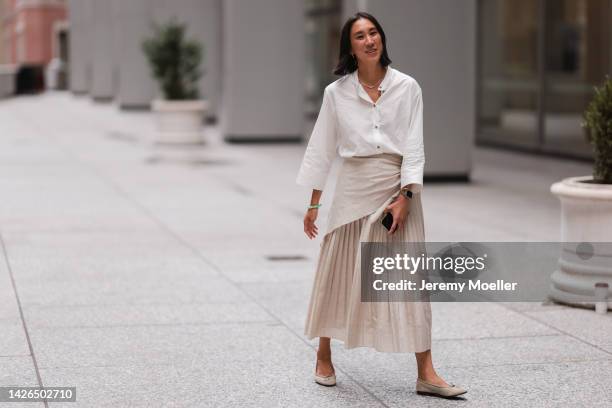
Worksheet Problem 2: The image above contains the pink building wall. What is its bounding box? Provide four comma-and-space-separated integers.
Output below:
2, 0, 67, 66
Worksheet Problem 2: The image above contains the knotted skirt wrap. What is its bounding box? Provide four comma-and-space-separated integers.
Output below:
303, 153, 432, 353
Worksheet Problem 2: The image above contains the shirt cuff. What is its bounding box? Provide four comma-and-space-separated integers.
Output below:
400, 172, 423, 193
296, 168, 328, 191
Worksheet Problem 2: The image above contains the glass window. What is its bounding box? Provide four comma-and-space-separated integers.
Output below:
477, 0, 612, 159
478, 0, 540, 150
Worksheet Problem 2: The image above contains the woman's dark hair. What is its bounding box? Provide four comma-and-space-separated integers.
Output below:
333, 12, 392, 76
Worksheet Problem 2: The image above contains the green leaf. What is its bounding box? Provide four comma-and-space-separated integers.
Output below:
584, 76, 612, 183
141, 18, 204, 101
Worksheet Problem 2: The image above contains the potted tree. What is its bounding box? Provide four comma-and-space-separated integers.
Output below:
142, 19, 208, 143
550, 77, 612, 308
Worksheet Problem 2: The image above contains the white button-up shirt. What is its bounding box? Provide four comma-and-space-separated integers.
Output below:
296, 66, 424, 192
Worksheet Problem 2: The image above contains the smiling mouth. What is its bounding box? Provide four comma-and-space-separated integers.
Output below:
366, 49, 377, 54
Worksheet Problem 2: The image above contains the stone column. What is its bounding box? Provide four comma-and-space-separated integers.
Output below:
114, 0, 156, 109
110, 0, 122, 98
91, 0, 113, 101
68, 0, 93, 94
222, 0, 305, 141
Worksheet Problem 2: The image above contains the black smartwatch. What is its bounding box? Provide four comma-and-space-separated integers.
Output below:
400, 189, 413, 199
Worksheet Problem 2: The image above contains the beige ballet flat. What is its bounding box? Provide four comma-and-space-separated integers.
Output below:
314, 360, 336, 387
416, 378, 467, 398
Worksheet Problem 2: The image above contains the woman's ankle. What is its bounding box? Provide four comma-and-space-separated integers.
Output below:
417, 369, 438, 380
317, 352, 332, 361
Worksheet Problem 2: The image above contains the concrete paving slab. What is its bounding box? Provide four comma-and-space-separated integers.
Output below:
0, 264, 20, 321
319, 347, 612, 407
0, 174, 156, 232
524, 307, 612, 353
29, 320, 403, 408
323, 358, 612, 408
3, 229, 208, 255
130, 203, 299, 240
0, 291, 19, 320
328, 333, 609, 373
13, 276, 247, 308
22, 302, 273, 329
6, 255, 218, 283
237, 286, 559, 341
430, 302, 558, 340
0, 356, 38, 386
0, 356, 43, 408
0, 321, 30, 357
496, 301, 567, 313
38, 361, 385, 408
2, 231, 219, 281
430, 334, 609, 368
185, 232, 318, 258
239, 281, 312, 330
414, 359, 612, 408
31, 323, 320, 370
210, 259, 314, 284
0, 135, 69, 164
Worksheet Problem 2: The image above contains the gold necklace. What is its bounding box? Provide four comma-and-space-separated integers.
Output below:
358, 69, 386, 90
358, 77, 383, 89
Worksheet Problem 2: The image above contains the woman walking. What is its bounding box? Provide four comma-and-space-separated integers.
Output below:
296, 12, 466, 398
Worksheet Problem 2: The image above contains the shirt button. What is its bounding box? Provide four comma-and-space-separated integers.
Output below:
374, 125, 379, 129
377, 145, 381, 149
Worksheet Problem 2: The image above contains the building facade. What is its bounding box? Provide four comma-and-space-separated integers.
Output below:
0, 1, 5, 63
1, 0, 66, 66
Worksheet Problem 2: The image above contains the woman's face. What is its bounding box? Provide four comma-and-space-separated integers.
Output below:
350, 18, 382, 65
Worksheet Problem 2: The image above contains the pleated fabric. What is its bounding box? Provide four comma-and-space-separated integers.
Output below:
303, 154, 432, 353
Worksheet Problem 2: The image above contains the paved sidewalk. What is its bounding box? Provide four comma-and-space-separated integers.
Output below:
0, 92, 610, 407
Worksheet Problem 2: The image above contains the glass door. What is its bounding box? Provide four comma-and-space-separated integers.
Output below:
477, 0, 612, 159
477, 0, 541, 150
542, 0, 611, 158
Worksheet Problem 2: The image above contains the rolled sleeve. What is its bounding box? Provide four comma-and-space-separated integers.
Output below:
400, 84, 425, 193
296, 87, 338, 190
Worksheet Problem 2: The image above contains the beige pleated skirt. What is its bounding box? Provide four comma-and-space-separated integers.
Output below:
304, 154, 432, 353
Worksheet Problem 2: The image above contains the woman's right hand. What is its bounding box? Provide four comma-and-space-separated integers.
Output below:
303, 208, 319, 239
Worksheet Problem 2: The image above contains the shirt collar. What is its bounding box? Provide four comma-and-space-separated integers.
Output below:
379, 66, 394, 91
351, 65, 394, 92
350, 65, 393, 101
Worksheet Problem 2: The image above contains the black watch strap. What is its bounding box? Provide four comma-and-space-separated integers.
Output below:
401, 189, 413, 199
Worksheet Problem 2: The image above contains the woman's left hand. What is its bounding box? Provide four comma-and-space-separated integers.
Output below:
384, 195, 410, 235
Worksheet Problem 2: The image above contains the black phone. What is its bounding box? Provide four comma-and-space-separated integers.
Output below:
381, 212, 393, 231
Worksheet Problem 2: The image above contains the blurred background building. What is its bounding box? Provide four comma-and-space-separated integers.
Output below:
1, 0, 611, 173
0, 0, 67, 93
0, 2, 4, 63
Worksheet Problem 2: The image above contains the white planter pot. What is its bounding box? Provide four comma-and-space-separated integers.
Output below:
550, 176, 612, 309
151, 99, 208, 144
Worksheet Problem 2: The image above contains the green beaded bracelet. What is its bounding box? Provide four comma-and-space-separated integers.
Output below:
308, 203, 322, 209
